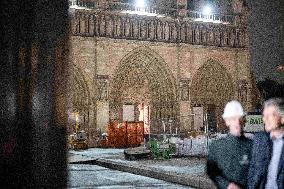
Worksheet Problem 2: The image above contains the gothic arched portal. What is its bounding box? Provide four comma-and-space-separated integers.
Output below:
191, 59, 234, 131
109, 47, 178, 134
71, 65, 91, 132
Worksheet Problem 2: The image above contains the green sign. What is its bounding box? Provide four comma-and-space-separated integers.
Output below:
248, 116, 263, 125
244, 115, 264, 132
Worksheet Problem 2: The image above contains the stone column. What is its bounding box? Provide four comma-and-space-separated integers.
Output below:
96, 75, 110, 132
179, 79, 191, 133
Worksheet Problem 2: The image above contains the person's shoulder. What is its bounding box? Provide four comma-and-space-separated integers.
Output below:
210, 136, 227, 147
241, 135, 253, 148
253, 132, 269, 140
243, 136, 253, 143
208, 138, 224, 155
250, 132, 270, 156
252, 132, 270, 146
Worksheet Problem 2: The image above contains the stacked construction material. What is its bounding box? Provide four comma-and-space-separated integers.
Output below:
127, 121, 144, 147
107, 121, 127, 148
174, 134, 229, 157
106, 121, 144, 148
124, 146, 151, 160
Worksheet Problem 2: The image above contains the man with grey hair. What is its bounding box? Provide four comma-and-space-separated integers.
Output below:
248, 97, 284, 189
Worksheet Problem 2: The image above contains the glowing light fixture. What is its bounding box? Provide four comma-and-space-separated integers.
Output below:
136, 0, 145, 8
202, 5, 212, 15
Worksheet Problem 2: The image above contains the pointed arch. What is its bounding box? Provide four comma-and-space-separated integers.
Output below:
109, 46, 178, 134
191, 58, 234, 131
72, 64, 91, 131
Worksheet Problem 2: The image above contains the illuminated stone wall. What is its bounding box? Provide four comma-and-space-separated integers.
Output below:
68, 6, 257, 146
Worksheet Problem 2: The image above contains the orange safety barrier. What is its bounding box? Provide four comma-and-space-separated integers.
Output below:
103, 121, 144, 148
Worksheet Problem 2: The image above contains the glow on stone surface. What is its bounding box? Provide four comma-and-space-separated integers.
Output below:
276, 65, 284, 72
136, 0, 145, 8
202, 5, 212, 15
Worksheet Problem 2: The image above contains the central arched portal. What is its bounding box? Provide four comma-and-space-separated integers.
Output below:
109, 47, 178, 135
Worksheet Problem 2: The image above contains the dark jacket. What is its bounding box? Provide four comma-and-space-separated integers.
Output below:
206, 134, 252, 189
248, 132, 284, 189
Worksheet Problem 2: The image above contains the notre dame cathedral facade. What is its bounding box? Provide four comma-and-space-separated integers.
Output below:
67, 0, 260, 146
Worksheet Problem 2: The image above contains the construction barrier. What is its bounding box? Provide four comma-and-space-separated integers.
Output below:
103, 121, 144, 148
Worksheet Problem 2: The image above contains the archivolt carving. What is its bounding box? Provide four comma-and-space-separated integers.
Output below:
191, 59, 234, 130
109, 47, 178, 126
72, 65, 91, 129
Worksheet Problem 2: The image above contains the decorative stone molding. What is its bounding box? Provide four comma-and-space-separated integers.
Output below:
96, 75, 109, 101
70, 10, 246, 48
190, 59, 234, 130
180, 78, 190, 101
108, 47, 179, 133
72, 65, 91, 130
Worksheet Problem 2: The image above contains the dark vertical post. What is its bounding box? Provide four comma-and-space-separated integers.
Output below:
0, 0, 69, 188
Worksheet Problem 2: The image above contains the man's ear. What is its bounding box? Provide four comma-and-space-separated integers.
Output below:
281, 116, 284, 125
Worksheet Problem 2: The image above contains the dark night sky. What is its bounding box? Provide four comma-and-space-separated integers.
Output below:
247, 0, 284, 84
